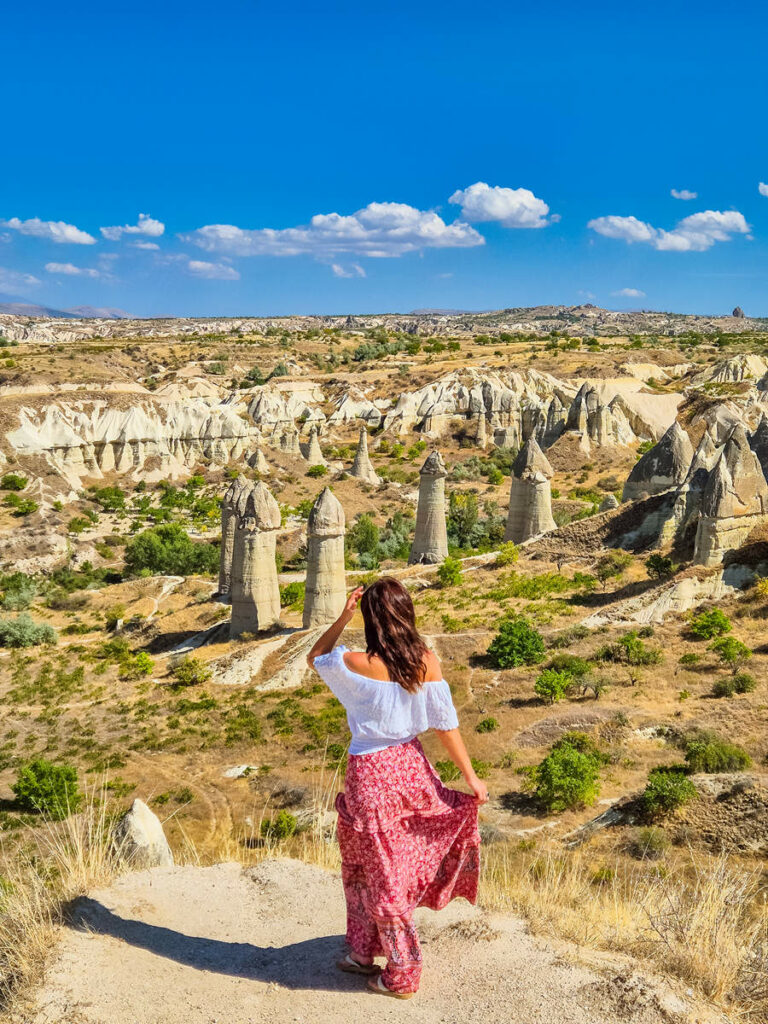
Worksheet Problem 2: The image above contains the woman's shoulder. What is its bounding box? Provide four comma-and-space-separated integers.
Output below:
421, 648, 443, 682
342, 650, 390, 681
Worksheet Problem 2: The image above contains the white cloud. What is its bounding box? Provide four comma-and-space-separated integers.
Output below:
612, 287, 645, 298
100, 213, 165, 241
45, 262, 101, 278
1, 217, 96, 245
671, 189, 697, 200
588, 209, 749, 252
449, 181, 552, 228
182, 200, 484, 259
759, 182, 768, 197
331, 263, 366, 278
187, 260, 240, 280
129, 241, 160, 250
0, 266, 41, 292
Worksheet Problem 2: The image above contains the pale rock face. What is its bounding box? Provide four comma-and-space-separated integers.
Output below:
504, 438, 556, 543
622, 421, 694, 501
113, 798, 174, 868
706, 354, 768, 384
303, 487, 346, 628
247, 446, 271, 475
301, 425, 326, 465
748, 415, 768, 480
327, 388, 384, 427
230, 482, 282, 637
272, 424, 301, 455
599, 493, 620, 511
349, 428, 380, 485
565, 384, 638, 447
474, 412, 488, 449
408, 451, 449, 564
218, 477, 251, 597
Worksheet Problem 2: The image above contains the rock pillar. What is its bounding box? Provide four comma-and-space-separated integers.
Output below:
218, 477, 251, 598
504, 438, 557, 543
408, 450, 449, 564
230, 482, 282, 637
303, 487, 346, 628
302, 425, 326, 465
349, 427, 380, 485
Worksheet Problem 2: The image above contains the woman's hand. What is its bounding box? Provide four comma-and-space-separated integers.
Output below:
341, 586, 364, 620
467, 774, 489, 804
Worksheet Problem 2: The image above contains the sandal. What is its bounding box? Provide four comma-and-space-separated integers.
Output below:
336, 954, 381, 976
367, 975, 415, 999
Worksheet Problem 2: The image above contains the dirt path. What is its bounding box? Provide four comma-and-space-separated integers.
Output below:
26, 859, 721, 1024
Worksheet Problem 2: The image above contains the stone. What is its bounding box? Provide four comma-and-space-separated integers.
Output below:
301, 425, 326, 465
247, 446, 270, 475
349, 427, 380, 485
113, 798, 173, 868
218, 477, 251, 598
504, 438, 557, 543
230, 481, 282, 637
733, 306, 745, 318
622, 421, 694, 501
303, 487, 346, 628
599, 493, 619, 511
408, 450, 449, 564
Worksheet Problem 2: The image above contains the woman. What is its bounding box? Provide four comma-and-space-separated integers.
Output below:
307, 577, 487, 999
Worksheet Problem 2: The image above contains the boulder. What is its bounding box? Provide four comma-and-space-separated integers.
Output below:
113, 799, 173, 868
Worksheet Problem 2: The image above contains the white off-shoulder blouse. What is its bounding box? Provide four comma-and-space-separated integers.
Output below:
312, 644, 459, 755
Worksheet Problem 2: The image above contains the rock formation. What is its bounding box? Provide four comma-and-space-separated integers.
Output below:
504, 438, 557, 543
113, 799, 173, 868
303, 488, 346, 628
693, 426, 768, 565
408, 451, 449, 564
230, 482, 282, 637
622, 421, 694, 501
247, 445, 271, 475
599, 493, 619, 512
349, 427, 380, 485
733, 306, 745, 318
302, 425, 326, 465
218, 477, 251, 598
474, 412, 488, 449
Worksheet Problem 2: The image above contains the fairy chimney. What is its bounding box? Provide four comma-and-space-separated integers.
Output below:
622, 421, 694, 502
475, 412, 488, 449
349, 427, 380, 485
229, 482, 282, 637
504, 438, 556, 543
408, 450, 449, 565
303, 487, 346, 628
302, 425, 326, 465
218, 477, 251, 598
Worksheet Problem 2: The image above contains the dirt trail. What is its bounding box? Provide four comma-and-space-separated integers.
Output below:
26, 859, 722, 1024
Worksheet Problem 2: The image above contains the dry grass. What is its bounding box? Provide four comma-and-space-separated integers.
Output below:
1, 781, 766, 1022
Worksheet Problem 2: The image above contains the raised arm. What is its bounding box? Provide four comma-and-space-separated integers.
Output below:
434, 727, 489, 804
306, 586, 364, 668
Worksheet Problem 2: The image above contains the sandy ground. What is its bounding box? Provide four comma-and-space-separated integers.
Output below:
25, 859, 723, 1024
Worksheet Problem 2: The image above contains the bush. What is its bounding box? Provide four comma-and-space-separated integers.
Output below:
495, 542, 519, 567
0, 473, 27, 492
437, 556, 463, 587
709, 636, 751, 673
260, 809, 297, 840
487, 618, 545, 669
678, 652, 700, 666
0, 614, 56, 648
688, 608, 731, 640
12, 759, 82, 820
171, 656, 212, 687
640, 767, 697, 819
105, 604, 126, 631
732, 671, 757, 693
529, 732, 604, 811
306, 465, 328, 478
626, 826, 670, 861
645, 554, 676, 579
125, 524, 219, 576
547, 653, 591, 678
684, 737, 751, 773
594, 630, 662, 667
279, 581, 305, 608
0, 572, 36, 611
534, 669, 573, 704
475, 717, 499, 733
120, 651, 155, 680
594, 550, 633, 588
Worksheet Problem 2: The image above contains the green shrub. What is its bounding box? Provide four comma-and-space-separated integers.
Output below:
594, 630, 662, 667
645, 554, 676, 579
120, 651, 155, 679
594, 550, 633, 588
688, 608, 731, 640
487, 618, 545, 669
495, 541, 520, 566
626, 826, 670, 860
279, 581, 305, 608
534, 669, 573, 704
640, 767, 697, 819
529, 732, 604, 811
171, 656, 212, 687
547, 653, 591, 678
306, 465, 328, 478
125, 524, 219, 576
0, 572, 36, 611
678, 652, 700, 666
684, 738, 751, 773
437, 556, 463, 588
105, 604, 126, 631
12, 759, 82, 820
3, 494, 38, 517
435, 757, 490, 783
475, 717, 499, 733
260, 810, 297, 839
0, 614, 56, 648
732, 671, 757, 693
0, 473, 27, 492
709, 636, 751, 673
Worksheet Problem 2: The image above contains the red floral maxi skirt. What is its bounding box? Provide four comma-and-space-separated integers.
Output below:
335, 738, 480, 994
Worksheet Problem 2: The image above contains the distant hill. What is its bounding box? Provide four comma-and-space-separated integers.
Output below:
0, 298, 130, 319
409, 307, 482, 315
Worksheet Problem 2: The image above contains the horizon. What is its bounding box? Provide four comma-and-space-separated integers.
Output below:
3, 1, 768, 319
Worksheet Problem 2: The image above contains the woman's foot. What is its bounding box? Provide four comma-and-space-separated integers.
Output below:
367, 975, 415, 999
336, 954, 381, 976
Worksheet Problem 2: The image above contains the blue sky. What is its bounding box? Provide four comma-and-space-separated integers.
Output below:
3, 0, 768, 318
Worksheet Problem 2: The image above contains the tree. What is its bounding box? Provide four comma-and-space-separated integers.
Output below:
640, 767, 697, 819
529, 733, 604, 811
437, 557, 463, 588
534, 669, 573, 704
645, 554, 675, 579
709, 636, 751, 674
487, 618, 545, 669
0, 614, 56, 648
125, 524, 219, 576
447, 491, 479, 548
688, 608, 731, 640
594, 550, 633, 588
684, 736, 750, 773
171, 656, 212, 687
13, 759, 82, 820
347, 514, 379, 568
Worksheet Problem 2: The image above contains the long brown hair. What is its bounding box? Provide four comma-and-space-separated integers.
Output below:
360, 577, 429, 693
